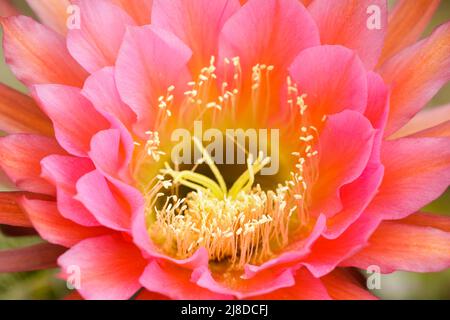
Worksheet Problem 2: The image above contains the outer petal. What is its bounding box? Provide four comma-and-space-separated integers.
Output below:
0, 192, 33, 227
249, 268, 331, 300
0, 134, 64, 195
0, 83, 53, 136
1, 16, 87, 87
21, 198, 110, 247
407, 121, 450, 138
379, 22, 450, 136
390, 104, 450, 139
321, 268, 378, 300
308, 0, 387, 69
41, 155, 99, 226
152, 0, 240, 73
379, 0, 441, 65
115, 25, 192, 135
365, 137, 450, 220
219, 0, 320, 84
342, 220, 450, 273
140, 261, 232, 300
0, 0, 19, 17
111, 0, 153, 25
67, 0, 136, 73
58, 235, 147, 300
26, 0, 71, 35
0, 243, 66, 273
32, 84, 110, 157
289, 45, 368, 125
82, 67, 136, 130
400, 212, 450, 232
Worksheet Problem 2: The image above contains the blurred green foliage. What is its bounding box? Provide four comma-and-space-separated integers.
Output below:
0, 0, 449, 300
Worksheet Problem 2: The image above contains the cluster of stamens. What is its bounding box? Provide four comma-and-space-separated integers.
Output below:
135, 57, 322, 270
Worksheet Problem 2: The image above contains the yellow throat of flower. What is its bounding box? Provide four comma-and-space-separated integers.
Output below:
134, 56, 321, 270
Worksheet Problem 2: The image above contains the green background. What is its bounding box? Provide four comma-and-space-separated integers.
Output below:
0, 0, 449, 299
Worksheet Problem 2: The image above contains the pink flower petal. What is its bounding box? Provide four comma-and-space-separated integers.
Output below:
41, 155, 99, 226
140, 261, 232, 300
115, 25, 192, 136
88, 128, 134, 182
0, 134, 64, 195
249, 268, 331, 300
324, 163, 383, 239
310, 110, 375, 218
82, 67, 137, 131
219, 0, 319, 85
342, 220, 450, 273
152, 0, 240, 73
111, 0, 153, 25
21, 197, 110, 247
58, 235, 147, 300
289, 45, 368, 126
75, 170, 140, 232
309, 0, 387, 69
1, 15, 87, 86
244, 214, 326, 278
301, 214, 381, 277
365, 137, 450, 220
364, 71, 390, 163
32, 84, 110, 157
67, 0, 136, 73
194, 267, 297, 299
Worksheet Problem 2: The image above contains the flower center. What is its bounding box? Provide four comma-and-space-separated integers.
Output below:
133, 56, 321, 270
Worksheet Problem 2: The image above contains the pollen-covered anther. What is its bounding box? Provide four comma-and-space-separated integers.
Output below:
150, 185, 294, 269
143, 131, 165, 162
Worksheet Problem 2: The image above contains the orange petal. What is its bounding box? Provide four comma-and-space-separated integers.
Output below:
378, 0, 441, 66
0, 192, 33, 227
111, 0, 153, 25
308, 0, 387, 69
0, 134, 65, 195
26, 0, 71, 35
379, 22, 450, 136
22, 198, 111, 248
390, 104, 450, 139
1, 15, 88, 87
0, 83, 53, 136
399, 212, 450, 233
343, 220, 450, 273
409, 121, 450, 138
321, 268, 378, 300
0, 242, 66, 272
0, 0, 19, 17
